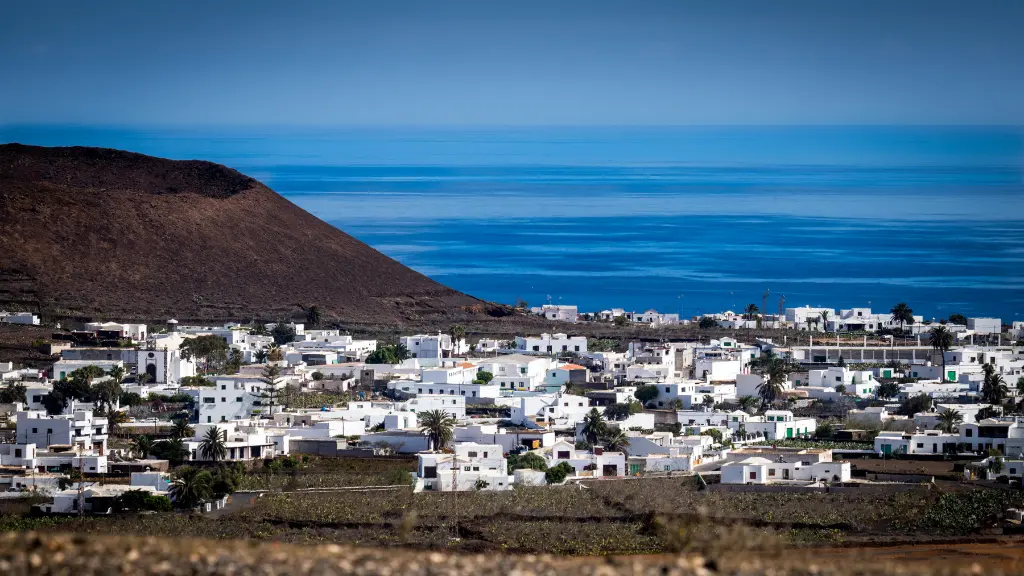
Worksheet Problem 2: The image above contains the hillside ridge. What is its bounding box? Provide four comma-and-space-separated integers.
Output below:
0, 143, 482, 323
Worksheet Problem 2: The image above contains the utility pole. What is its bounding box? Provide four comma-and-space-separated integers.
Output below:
777, 295, 785, 330
761, 289, 770, 330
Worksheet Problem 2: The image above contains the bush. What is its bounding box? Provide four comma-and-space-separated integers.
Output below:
508, 452, 548, 475
545, 462, 574, 485
115, 490, 173, 513
634, 385, 659, 404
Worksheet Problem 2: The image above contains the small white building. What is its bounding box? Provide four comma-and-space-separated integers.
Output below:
0, 311, 40, 326
530, 305, 579, 323
415, 443, 511, 492
967, 318, 1002, 335
721, 456, 851, 484
16, 410, 108, 455
546, 439, 626, 479
514, 333, 587, 355
400, 333, 469, 359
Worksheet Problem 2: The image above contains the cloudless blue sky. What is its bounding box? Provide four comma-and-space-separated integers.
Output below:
1, 0, 1023, 126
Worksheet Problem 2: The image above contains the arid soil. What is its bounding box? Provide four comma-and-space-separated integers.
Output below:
0, 532, 1018, 576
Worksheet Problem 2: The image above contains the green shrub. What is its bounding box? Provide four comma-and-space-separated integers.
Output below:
545, 462, 574, 484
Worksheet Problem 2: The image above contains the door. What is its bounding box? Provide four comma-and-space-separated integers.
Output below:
786, 428, 793, 438
882, 444, 892, 456
783, 469, 790, 480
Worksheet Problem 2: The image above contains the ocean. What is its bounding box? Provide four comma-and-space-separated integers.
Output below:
3, 125, 1023, 321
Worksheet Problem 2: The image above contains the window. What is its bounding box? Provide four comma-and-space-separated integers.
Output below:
31, 428, 37, 434
464, 465, 471, 471
207, 416, 212, 423
557, 450, 570, 459
472, 466, 480, 471
916, 443, 924, 448
32, 395, 41, 403
749, 471, 757, 480
665, 387, 670, 392
835, 377, 841, 382
966, 429, 973, 437
574, 346, 580, 352
483, 452, 488, 458
221, 385, 227, 390
768, 469, 776, 476
221, 397, 226, 402
14, 449, 21, 458
202, 397, 214, 403
532, 346, 539, 351
236, 397, 243, 402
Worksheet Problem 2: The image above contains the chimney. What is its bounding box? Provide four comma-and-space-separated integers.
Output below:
594, 446, 604, 455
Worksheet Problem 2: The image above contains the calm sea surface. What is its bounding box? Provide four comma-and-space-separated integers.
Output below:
3, 125, 1024, 320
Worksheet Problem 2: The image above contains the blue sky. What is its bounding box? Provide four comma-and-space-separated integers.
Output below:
1, 0, 1023, 126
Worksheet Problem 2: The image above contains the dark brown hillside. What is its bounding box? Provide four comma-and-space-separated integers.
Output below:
0, 144, 483, 323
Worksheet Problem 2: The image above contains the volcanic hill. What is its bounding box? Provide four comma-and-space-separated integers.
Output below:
0, 144, 483, 323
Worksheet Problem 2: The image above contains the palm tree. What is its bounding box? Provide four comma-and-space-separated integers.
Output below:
254, 349, 269, 364
418, 409, 456, 451
305, 305, 323, 328
199, 427, 227, 462
981, 364, 1009, 405
171, 418, 195, 440
889, 302, 915, 333
163, 438, 190, 465
937, 408, 963, 433
738, 395, 760, 414
601, 429, 631, 454
819, 311, 830, 333
581, 408, 607, 445
1017, 376, 1024, 396
929, 326, 954, 382
743, 303, 759, 321
107, 410, 129, 437
447, 325, 466, 356
752, 353, 793, 409
136, 371, 153, 386
131, 435, 154, 459
169, 466, 214, 508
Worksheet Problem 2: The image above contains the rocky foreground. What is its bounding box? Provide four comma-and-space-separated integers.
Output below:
0, 532, 1009, 576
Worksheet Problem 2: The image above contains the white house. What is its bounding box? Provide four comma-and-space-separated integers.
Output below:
874, 430, 960, 456
736, 410, 816, 441
530, 305, 579, 323
415, 443, 511, 492
185, 422, 280, 461
400, 333, 469, 359
513, 333, 587, 355
16, 410, 108, 454
808, 367, 878, 397
453, 424, 555, 453
481, 355, 554, 392
546, 439, 625, 479
959, 418, 1024, 457
967, 318, 1002, 335
401, 394, 466, 419
198, 375, 286, 424
721, 456, 851, 484
0, 311, 40, 326
84, 322, 148, 341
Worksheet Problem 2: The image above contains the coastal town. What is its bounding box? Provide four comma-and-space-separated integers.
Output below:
0, 301, 1022, 521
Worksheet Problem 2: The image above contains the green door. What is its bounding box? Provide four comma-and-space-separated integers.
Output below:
786, 428, 793, 438
882, 370, 891, 378
882, 444, 892, 455
947, 370, 956, 381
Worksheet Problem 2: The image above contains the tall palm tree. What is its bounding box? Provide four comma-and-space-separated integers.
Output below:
981, 364, 1009, 405
819, 311, 830, 333
929, 326, 954, 382
447, 325, 466, 356
601, 429, 631, 454
107, 410, 129, 438
1017, 376, 1024, 396
889, 302, 915, 333
199, 427, 227, 462
581, 408, 607, 445
169, 466, 214, 508
254, 349, 269, 364
171, 418, 195, 440
131, 435, 154, 459
752, 353, 793, 409
937, 408, 963, 433
418, 409, 456, 451
743, 303, 759, 321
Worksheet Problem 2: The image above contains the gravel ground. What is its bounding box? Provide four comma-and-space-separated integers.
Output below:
0, 532, 1011, 576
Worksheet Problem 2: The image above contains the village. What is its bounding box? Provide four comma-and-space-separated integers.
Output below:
0, 302, 1023, 544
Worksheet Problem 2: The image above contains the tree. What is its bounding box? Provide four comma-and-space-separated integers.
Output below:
601, 428, 631, 454
604, 402, 640, 420
937, 408, 963, 433
581, 408, 607, 445
169, 466, 213, 508
257, 364, 282, 416
507, 452, 548, 475
107, 410, 129, 437
447, 324, 466, 348
254, 349, 269, 364
474, 371, 494, 384
947, 313, 968, 326
180, 335, 230, 374
42, 390, 68, 415
738, 396, 760, 414
131, 435, 154, 459
701, 428, 724, 445
180, 375, 214, 387
136, 371, 153, 386
702, 395, 716, 409
815, 421, 836, 439
171, 417, 194, 440
633, 384, 659, 405
876, 381, 901, 400
271, 324, 296, 346
981, 364, 1009, 405
743, 303, 759, 320
885, 359, 906, 378
366, 344, 409, 364
698, 316, 717, 329
151, 438, 190, 465
819, 310, 830, 332
752, 352, 794, 408
896, 393, 932, 416
199, 427, 227, 462
977, 406, 1001, 420
311, 371, 325, 381
305, 305, 323, 328
837, 355, 846, 367
418, 409, 455, 450
267, 346, 283, 362
890, 303, 914, 333
929, 326, 954, 382
0, 382, 27, 404
614, 315, 628, 327
545, 462, 574, 484
1017, 376, 1024, 396
834, 384, 846, 395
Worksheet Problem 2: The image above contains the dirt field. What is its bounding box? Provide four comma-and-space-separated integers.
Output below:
850, 458, 962, 479
812, 540, 1024, 574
